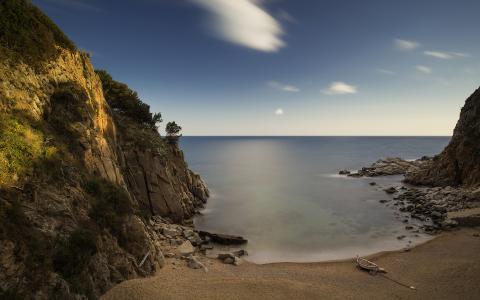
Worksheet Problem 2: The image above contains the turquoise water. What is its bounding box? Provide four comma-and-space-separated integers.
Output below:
181, 137, 450, 263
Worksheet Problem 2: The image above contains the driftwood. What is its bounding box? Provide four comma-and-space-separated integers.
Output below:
139, 251, 150, 267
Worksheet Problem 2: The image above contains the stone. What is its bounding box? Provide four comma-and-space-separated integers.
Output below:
384, 187, 397, 194
200, 244, 214, 251
233, 257, 243, 266
339, 170, 351, 175
397, 235, 406, 240
232, 249, 248, 257
223, 257, 235, 264
177, 240, 195, 256
369, 182, 377, 186
187, 256, 208, 272
405, 225, 414, 230
199, 231, 248, 245
430, 211, 444, 219
163, 227, 180, 237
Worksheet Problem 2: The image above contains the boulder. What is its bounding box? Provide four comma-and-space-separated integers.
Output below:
199, 231, 247, 245
177, 240, 195, 256
187, 256, 208, 272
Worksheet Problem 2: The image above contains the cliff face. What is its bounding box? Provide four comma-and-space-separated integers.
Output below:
0, 1, 208, 298
405, 87, 480, 187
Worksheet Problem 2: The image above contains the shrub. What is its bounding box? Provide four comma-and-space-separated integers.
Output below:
53, 228, 97, 279
165, 121, 182, 137
0, 0, 76, 68
53, 227, 97, 295
84, 177, 134, 247
95, 70, 162, 129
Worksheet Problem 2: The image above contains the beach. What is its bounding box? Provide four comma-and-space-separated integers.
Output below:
102, 228, 480, 300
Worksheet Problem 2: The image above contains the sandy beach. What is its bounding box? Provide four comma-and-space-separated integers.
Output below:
102, 227, 480, 300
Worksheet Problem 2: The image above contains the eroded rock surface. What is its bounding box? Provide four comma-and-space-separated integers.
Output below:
405, 88, 480, 187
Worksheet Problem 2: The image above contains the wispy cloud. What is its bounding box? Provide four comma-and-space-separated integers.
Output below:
191, 0, 285, 52
42, 0, 101, 12
415, 65, 432, 74
423, 51, 453, 59
424, 50, 470, 59
377, 69, 396, 76
267, 81, 299, 92
394, 38, 420, 50
275, 108, 284, 115
323, 82, 358, 95
451, 52, 471, 58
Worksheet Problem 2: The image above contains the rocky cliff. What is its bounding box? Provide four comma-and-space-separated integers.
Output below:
0, 1, 208, 298
405, 87, 480, 187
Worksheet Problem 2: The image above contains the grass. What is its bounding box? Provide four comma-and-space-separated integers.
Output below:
0, 0, 76, 69
0, 114, 45, 186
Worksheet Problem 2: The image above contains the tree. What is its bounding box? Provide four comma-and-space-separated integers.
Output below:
150, 112, 163, 129
95, 69, 162, 129
165, 122, 182, 137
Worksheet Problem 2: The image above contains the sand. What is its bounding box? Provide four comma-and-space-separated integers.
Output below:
102, 228, 480, 300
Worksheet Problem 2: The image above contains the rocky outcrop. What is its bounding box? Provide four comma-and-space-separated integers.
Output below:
405, 87, 480, 187
340, 157, 431, 177
119, 142, 208, 223
0, 1, 208, 298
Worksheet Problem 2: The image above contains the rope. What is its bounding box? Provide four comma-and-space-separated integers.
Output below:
380, 273, 416, 290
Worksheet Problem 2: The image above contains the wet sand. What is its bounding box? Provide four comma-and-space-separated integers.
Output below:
102, 228, 480, 300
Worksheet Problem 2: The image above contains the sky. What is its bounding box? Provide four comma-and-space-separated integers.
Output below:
33, 0, 480, 136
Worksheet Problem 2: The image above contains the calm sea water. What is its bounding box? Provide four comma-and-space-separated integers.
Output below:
180, 137, 450, 263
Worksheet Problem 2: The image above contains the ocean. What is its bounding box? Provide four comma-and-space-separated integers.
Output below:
180, 137, 450, 263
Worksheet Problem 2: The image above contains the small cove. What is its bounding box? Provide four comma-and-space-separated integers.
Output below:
181, 137, 450, 263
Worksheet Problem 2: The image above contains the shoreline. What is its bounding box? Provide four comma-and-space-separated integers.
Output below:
102, 227, 480, 300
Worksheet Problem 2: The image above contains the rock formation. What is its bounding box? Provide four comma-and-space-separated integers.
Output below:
0, 1, 208, 298
405, 87, 480, 187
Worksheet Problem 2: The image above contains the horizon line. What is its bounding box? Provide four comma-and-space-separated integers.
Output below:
179, 135, 452, 138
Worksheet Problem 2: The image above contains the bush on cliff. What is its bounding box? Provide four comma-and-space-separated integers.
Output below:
95, 69, 162, 129
0, 0, 76, 68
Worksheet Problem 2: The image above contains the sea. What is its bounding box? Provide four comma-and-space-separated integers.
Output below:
180, 137, 450, 263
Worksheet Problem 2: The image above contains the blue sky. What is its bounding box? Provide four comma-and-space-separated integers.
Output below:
33, 0, 480, 135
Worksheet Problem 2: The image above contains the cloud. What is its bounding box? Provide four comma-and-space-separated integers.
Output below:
267, 81, 299, 92
415, 65, 432, 74
424, 50, 471, 59
423, 51, 453, 59
452, 52, 471, 58
323, 82, 358, 95
275, 108, 284, 115
394, 39, 420, 50
191, 0, 285, 52
377, 69, 396, 75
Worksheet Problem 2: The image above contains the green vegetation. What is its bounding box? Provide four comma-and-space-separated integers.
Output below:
84, 177, 135, 246
166, 121, 182, 137
0, 114, 46, 186
0, 0, 76, 68
53, 227, 97, 294
96, 70, 163, 129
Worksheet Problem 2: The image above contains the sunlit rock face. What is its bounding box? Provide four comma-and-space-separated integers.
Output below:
405, 87, 480, 187
0, 1, 208, 298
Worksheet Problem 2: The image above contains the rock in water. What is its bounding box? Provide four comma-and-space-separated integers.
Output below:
199, 231, 248, 245
384, 187, 397, 194
405, 87, 480, 187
